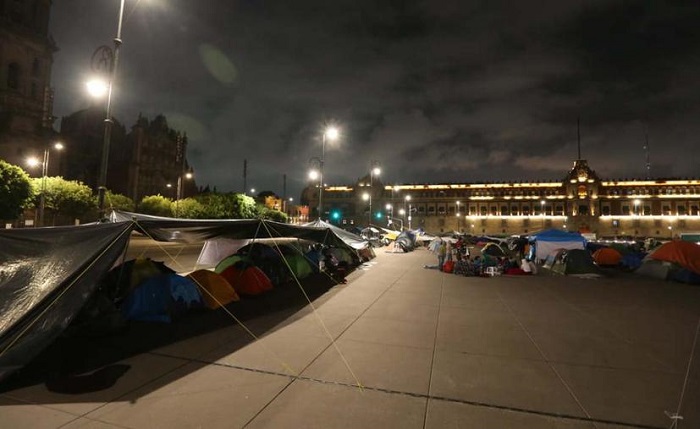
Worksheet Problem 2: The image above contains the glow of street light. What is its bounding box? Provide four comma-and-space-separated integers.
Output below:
325, 126, 339, 141
86, 78, 109, 98
26, 157, 40, 168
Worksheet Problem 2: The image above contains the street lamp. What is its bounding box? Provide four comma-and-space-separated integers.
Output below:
633, 199, 641, 216
368, 161, 381, 226
27, 142, 64, 227
540, 199, 546, 229
362, 192, 370, 227
95, 0, 127, 221
316, 125, 339, 219
405, 195, 412, 230
174, 170, 194, 218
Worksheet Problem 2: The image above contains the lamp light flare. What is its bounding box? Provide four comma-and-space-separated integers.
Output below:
26, 157, 40, 168
86, 78, 109, 98
325, 126, 339, 141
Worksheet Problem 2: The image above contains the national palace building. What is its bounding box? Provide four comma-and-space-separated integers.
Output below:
300, 158, 700, 239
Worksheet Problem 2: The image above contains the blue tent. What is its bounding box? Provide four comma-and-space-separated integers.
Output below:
121, 273, 203, 323
528, 229, 586, 261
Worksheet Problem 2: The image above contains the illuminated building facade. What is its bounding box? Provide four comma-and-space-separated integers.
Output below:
0, 0, 57, 169
302, 159, 700, 238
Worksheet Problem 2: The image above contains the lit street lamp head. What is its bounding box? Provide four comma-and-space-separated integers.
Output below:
325, 126, 339, 141
86, 78, 109, 98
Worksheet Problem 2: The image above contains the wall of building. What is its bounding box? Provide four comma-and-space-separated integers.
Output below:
0, 0, 57, 168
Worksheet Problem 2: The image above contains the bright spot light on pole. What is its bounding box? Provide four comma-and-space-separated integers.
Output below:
325, 126, 339, 141
86, 78, 108, 98
26, 157, 40, 168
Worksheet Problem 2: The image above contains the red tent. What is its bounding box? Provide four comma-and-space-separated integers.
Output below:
649, 241, 700, 275
592, 247, 622, 266
220, 264, 273, 296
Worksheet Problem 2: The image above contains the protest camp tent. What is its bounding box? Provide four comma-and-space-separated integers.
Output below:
648, 240, 700, 275
548, 249, 603, 277
635, 241, 700, 284
482, 242, 507, 258
187, 270, 240, 309
0, 210, 369, 383
395, 230, 417, 252
220, 263, 274, 296
592, 247, 623, 267
120, 273, 203, 323
528, 229, 586, 261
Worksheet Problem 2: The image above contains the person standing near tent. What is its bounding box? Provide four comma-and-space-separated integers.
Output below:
437, 240, 447, 271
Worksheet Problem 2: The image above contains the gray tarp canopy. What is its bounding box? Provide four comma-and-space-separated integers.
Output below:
302, 219, 370, 250
0, 211, 364, 382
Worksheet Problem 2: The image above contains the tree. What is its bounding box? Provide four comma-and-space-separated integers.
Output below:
0, 160, 32, 221
104, 191, 135, 212
31, 177, 97, 223
173, 197, 206, 218
139, 195, 173, 217
192, 192, 258, 219
30, 177, 96, 223
229, 193, 258, 219
258, 206, 288, 223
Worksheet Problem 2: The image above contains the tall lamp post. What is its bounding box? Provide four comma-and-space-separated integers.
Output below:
367, 162, 381, 226
175, 170, 193, 217
405, 195, 412, 230
94, 0, 127, 221
456, 200, 461, 230
27, 142, 64, 227
316, 126, 339, 220
540, 199, 546, 229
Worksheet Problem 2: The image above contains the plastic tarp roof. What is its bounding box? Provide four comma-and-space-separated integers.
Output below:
302, 219, 370, 250
0, 211, 368, 382
0, 222, 133, 382
528, 229, 586, 260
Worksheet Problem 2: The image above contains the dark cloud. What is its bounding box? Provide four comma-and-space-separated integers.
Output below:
49, 0, 700, 199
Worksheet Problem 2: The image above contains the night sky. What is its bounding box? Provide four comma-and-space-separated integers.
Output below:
49, 1, 700, 199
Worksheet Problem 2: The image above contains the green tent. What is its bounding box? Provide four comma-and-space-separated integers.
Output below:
550, 249, 603, 277
214, 254, 250, 274
283, 253, 313, 279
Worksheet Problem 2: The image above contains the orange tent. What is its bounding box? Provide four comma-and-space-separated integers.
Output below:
592, 247, 622, 266
649, 241, 700, 275
187, 269, 240, 309
220, 265, 273, 296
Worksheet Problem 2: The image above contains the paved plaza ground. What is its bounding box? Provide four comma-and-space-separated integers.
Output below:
1, 246, 700, 428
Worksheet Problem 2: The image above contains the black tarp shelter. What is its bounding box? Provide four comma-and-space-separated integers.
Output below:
0, 211, 366, 382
